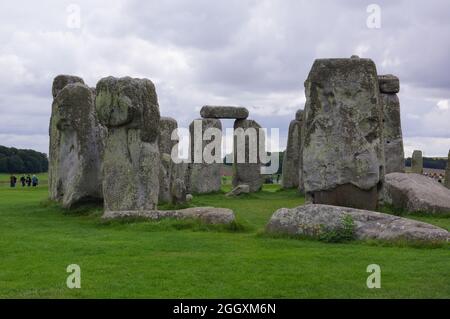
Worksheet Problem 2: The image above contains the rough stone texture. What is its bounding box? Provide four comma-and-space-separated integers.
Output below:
445, 150, 450, 189
381, 92, 405, 174
383, 173, 450, 214
200, 105, 249, 119
411, 150, 423, 174
48, 80, 105, 208
302, 58, 384, 210
378, 74, 400, 94
102, 207, 235, 224
226, 184, 250, 197
188, 118, 222, 194
171, 178, 187, 205
159, 117, 178, 155
158, 117, 185, 203
95, 76, 160, 211
266, 204, 449, 242
51, 75, 84, 98
282, 112, 303, 189
233, 119, 265, 192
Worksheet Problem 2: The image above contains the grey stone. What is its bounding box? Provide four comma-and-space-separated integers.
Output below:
48, 80, 105, 208
226, 184, 250, 197
96, 76, 161, 211
411, 150, 423, 174
266, 204, 449, 242
378, 74, 400, 94
200, 105, 249, 119
233, 119, 265, 192
383, 173, 450, 214
102, 207, 236, 225
159, 117, 178, 155
51, 74, 84, 98
159, 153, 173, 203
186, 194, 193, 202
171, 178, 187, 205
381, 93, 405, 174
282, 113, 303, 189
188, 118, 222, 194
302, 58, 384, 210
445, 150, 450, 189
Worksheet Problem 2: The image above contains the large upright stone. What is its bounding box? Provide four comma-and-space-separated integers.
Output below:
49, 79, 105, 208
445, 150, 450, 189
158, 117, 183, 203
302, 58, 384, 210
233, 119, 265, 192
379, 76, 405, 174
411, 150, 423, 174
188, 118, 222, 194
96, 76, 160, 211
49, 75, 85, 202
200, 106, 248, 119
282, 110, 303, 189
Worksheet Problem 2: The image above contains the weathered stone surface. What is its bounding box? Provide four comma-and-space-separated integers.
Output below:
49, 80, 105, 208
186, 194, 193, 202
159, 117, 178, 155
51, 75, 84, 98
445, 150, 450, 189
200, 105, 248, 119
282, 113, 303, 189
171, 178, 187, 205
295, 109, 303, 121
383, 173, 450, 214
302, 58, 384, 210
159, 153, 173, 203
378, 74, 400, 94
266, 204, 449, 242
226, 184, 250, 197
233, 119, 265, 192
96, 76, 160, 211
102, 207, 235, 224
381, 93, 405, 174
188, 118, 222, 194
411, 150, 423, 174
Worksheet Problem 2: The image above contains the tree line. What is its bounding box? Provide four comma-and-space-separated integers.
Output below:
0, 145, 48, 173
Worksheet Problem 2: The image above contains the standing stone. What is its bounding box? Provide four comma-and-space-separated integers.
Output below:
233, 119, 265, 192
49, 75, 85, 202
411, 150, 423, 174
188, 118, 222, 194
96, 76, 160, 211
158, 117, 183, 203
282, 110, 303, 189
445, 150, 450, 189
379, 75, 405, 174
200, 105, 249, 119
48, 79, 105, 208
302, 58, 384, 210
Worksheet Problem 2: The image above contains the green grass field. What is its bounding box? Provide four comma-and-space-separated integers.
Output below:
0, 174, 449, 298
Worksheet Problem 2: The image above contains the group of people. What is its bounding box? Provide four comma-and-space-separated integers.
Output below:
9, 174, 39, 188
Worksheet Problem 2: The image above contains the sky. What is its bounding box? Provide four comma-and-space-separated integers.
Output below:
0, 0, 449, 157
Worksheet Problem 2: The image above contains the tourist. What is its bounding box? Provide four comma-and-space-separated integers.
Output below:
26, 175, 32, 187
20, 175, 26, 187
10, 175, 17, 188
32, 175, 39, 187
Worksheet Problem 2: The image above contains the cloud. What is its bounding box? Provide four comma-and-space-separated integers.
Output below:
0, 0, 449, 157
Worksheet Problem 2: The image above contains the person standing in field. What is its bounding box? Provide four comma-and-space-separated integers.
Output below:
32, 175, 38, 187
26, 175, 32, 187
10, 175, 17, 188
20, 175, 26, 187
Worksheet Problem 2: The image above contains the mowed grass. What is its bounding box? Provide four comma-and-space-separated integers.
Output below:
0, 176, 449, 298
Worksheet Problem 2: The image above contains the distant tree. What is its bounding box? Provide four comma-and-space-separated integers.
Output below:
0, 145, 48, 173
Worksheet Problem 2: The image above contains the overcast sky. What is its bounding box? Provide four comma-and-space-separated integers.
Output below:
0, 0, 449, 157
